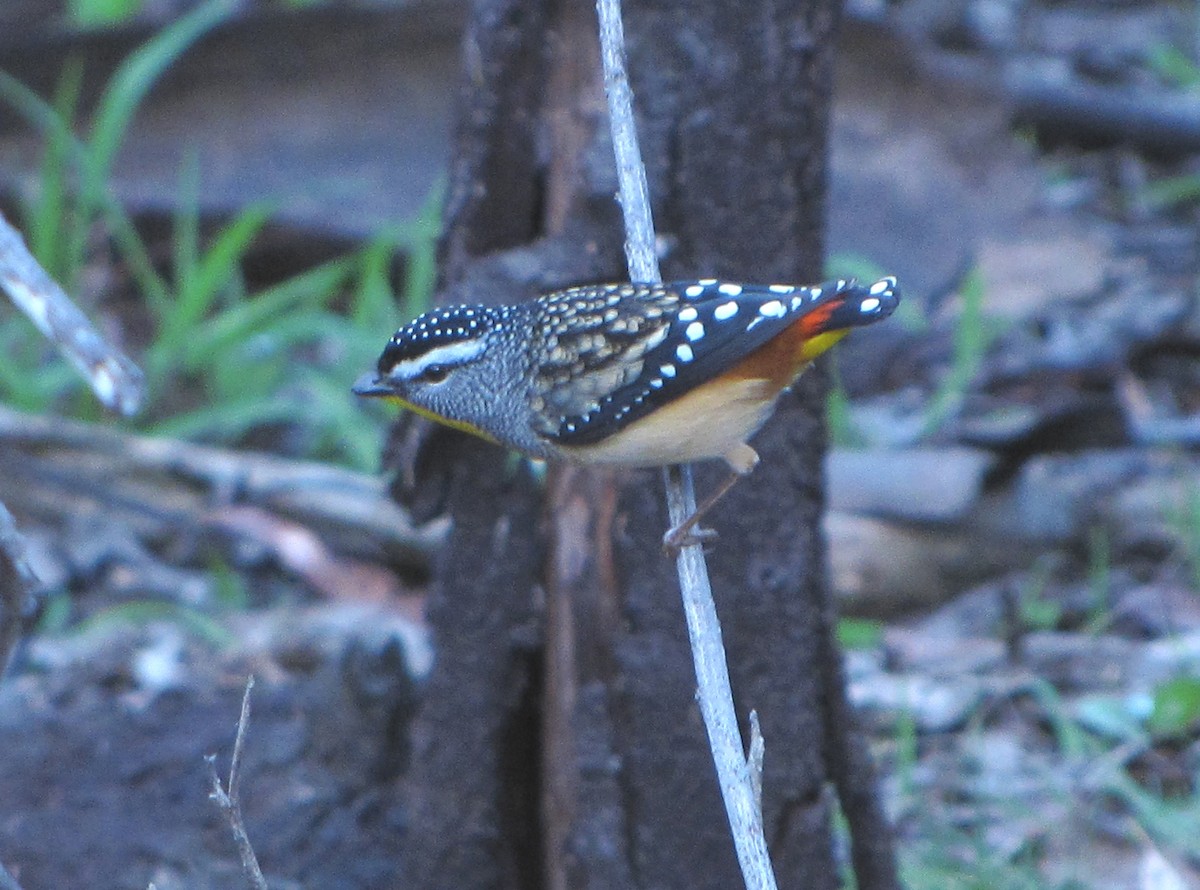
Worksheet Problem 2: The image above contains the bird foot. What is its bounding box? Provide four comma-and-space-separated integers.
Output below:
662, 524, 719, 558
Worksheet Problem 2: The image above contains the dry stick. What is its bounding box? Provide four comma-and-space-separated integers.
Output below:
0, 859, 26, 890
207, 677, 269, 890
0, 497, 38, 678
594, 2, 777, 888
0, 213, 145, 673
0, 211, 144, 416
747, 710, 765, 818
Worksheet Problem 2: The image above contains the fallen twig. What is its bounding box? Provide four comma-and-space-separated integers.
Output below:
0, 211, 144, 416
207, 676, 269, 890
1006, 64, 1200, 156
596, 1, 777, 887
0, 497, 38, 678
0, 859, 26, 890
0, 209, 146, 676
0, 404, 444, 569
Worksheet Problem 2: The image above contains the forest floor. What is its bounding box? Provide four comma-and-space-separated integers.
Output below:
1, 1, 1200, 888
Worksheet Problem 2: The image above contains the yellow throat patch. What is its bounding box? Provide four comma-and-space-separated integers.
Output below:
378, 394, 500, 444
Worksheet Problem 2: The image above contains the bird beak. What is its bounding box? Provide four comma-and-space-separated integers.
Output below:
352, 372, 391, 398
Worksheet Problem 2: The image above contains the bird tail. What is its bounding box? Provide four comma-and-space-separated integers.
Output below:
793, 276, 900, 363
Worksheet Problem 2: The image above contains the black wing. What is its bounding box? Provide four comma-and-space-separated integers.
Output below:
537, 276, 898, 446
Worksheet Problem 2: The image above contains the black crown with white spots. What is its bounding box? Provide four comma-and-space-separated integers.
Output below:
376, 304, 502, 374
532, 276, 899, 446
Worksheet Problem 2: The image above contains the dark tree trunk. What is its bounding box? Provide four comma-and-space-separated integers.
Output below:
395, 0, 899, 888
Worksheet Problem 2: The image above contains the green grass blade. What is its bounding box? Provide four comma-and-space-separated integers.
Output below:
1143, 173, 1200, 210
69, 0, 144, 27
146, 395, 306, 442
155, 203, 273, 376
173, 151, 202, 295
85, 0, 233, 186
72, 599, 233, 648
925, 266, 994, 433
400, 177, 444, 315
352, 233, 399, 329
183, 258, 355, 366
301, 371, 385, 470
1146, 43, 1200, 89
27, 60, 84, 282
74, 0, 233, 273
190, 204, 272, 311
0, 68, 172, 308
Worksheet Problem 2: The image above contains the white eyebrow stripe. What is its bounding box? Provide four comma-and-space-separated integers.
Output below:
387, 338, 486, 379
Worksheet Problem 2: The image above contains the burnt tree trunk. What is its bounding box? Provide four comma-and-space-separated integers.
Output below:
394, 0, 899, 888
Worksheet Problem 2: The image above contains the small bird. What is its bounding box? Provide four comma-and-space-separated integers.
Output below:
354, 275, 899, 551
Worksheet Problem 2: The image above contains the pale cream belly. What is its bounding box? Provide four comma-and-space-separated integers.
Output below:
555, 376, 777, 470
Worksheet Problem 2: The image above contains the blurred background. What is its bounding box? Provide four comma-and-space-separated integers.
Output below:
0, 0, 1198, 887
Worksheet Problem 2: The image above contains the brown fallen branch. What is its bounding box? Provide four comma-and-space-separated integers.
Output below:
0, 405, 445, 571
1005, 65, 1200, 156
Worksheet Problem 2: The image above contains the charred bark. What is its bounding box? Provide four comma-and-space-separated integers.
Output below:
395, 0, 898, 888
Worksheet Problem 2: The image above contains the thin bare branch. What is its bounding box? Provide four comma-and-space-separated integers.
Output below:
595, 1, 778, 887
0, 211, 144, 416
0, 501, 38, 678
748, 709, 765, 818
595, 0, 659, 285
207, 676, 269, 890
0, 859, 26, 890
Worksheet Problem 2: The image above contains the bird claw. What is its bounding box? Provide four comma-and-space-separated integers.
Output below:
662, 525, 719, 558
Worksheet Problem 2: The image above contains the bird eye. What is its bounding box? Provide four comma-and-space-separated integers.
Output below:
420, 363, 450, 384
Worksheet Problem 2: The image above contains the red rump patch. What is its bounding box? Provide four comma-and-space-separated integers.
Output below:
794, 298, 840, 337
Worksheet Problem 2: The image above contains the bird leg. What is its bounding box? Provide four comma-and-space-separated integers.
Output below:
662, 444, 759, 557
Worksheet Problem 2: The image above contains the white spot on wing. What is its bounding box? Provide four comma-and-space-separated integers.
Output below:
660, 363, 677, 378
684, 285, 704, 298
768, 284, 795, 294
718, 283, 743, 296
714, 301, 738, 320
678, 306, 699, 321
676, 344, 694, 362
870, 277, 893, 295
758, 299, 785, 317
698, 278, 717, 285
860, 296, 881, 313
685, 321, 705, 341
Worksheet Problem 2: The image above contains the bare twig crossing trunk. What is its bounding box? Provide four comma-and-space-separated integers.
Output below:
395, 0, 899, 887
596, 0, 776, 885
